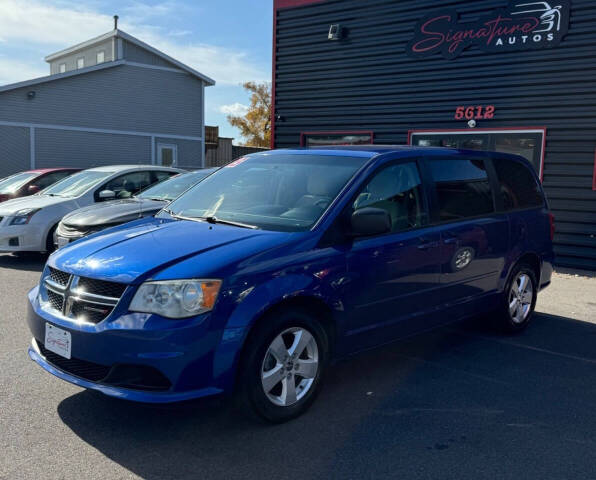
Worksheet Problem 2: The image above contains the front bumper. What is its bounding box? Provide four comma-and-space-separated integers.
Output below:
0, 223, 45, 252
26, 286, 224, 403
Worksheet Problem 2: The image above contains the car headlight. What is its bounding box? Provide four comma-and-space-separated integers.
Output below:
9, 208, 41, 226
130, 279, 222, 318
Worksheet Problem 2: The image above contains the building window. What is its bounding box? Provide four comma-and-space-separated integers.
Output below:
409, 128, 546, 180
76, 57, 84, 69
96, 50, 105, 64
301, 131, 374, 147
59, 63, 66, 73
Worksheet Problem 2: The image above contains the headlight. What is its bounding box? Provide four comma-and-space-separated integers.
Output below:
9, 208, 41, 226
130, 279, 222, 318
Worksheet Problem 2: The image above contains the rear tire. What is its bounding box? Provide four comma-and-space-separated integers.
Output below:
236, 307, 328, 423
495, 263, 538, 333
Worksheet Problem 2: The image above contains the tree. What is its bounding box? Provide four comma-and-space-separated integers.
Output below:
227, 81, 271, 147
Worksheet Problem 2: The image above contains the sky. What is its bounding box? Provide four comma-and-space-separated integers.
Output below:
0, 0, 273, 141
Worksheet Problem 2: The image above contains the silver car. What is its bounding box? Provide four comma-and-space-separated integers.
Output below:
0, 165, 181, 253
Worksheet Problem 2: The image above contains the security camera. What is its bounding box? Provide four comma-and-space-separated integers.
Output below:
468, 119, 477, 128
328, 24, 343, 40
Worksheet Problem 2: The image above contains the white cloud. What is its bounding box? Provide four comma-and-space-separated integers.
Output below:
0, 58, 47, 86
168, 29, 192, 37
123, 1, 180, 21
0, 0, 114, 46
0, 0, 268, 85
219, 103, 249, 116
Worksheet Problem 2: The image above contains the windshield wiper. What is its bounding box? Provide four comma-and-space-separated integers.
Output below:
161, 209, 258, 229
197, 216, 259, 229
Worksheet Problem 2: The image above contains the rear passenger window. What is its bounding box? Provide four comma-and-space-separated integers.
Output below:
493, 158, 544, 210
429, 158, 494, 221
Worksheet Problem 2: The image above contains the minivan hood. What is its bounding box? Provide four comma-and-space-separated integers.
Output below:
49, 217, 292, 284
0, 194, 70, 214
62, 198, 166, 227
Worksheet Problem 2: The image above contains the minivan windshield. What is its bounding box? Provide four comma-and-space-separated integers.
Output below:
0, 172, 37, 194
43, 170, 114, 198
160, 154, 366, 231
138, 169, 216, 202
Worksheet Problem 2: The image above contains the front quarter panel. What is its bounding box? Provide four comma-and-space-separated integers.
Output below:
209, 243, 350, 391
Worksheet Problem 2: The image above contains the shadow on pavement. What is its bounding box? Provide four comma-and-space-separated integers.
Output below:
57, 313, 596, 480
0, 253, 47, 272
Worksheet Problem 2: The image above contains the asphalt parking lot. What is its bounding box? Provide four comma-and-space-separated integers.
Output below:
1, 254, 595, 480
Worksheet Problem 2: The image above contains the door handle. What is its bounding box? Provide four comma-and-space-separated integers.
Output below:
443, 231, 459, 245
417, 237, 437, 250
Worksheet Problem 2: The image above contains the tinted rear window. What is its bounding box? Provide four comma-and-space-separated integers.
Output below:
493, 158, 544, 210
429, 158, 494, 221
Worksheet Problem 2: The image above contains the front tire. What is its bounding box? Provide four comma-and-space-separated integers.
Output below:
237, 308, 328, 423
496, 263, 538, 333
45, 224, 58, 253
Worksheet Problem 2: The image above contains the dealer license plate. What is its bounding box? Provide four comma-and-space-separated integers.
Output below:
44, 323, 71, 359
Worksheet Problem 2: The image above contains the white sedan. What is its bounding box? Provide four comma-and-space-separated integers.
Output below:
0, 164, 182, 253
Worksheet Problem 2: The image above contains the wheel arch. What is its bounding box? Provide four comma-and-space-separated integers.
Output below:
514, 252, 541, 284
501, 251, 542, 292
228, 293, 337, 393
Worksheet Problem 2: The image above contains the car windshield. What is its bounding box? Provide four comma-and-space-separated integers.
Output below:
43, 170, 114, 198
0, 172, 38, 194
160, 153, 367, 232
137, 169, 216, 202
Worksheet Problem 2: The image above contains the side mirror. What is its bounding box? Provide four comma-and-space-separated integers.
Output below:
350, 208, 391, 237
27, 185, 41, 194
98, 189, 116, 201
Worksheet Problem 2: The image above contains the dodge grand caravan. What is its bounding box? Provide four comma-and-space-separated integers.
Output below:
27, 147, 554, 422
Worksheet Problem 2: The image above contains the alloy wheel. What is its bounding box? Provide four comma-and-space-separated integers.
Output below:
261, 327, 319, 407
508, 273, 534, 324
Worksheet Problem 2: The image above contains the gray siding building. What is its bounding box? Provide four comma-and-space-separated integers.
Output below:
0, 28, 215, 176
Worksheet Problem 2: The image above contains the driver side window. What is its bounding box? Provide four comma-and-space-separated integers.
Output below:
353, 162, 427, 233
99, 171, 152, 200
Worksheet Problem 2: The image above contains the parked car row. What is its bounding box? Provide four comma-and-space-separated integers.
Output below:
23, 146, 555, 423
54, 168, 217, 247
0, 165, 218, 253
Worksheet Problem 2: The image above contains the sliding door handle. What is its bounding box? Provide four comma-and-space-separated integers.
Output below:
443, 231, 460, 245
417, 237, 438, 250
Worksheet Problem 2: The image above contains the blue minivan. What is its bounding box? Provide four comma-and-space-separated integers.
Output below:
27, 147, 554, 422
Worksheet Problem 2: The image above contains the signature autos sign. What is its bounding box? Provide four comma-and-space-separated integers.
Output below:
407, 1, 570, 59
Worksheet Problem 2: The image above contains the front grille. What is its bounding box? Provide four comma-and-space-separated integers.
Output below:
77, 277, 127, 298
37, 340, 111, 382
71, 300, 113, 324
47, 289, 64, 312
42, 268, 128, 324
49, 267, 70, 286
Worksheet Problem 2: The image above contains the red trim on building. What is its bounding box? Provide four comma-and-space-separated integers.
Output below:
300, 130, 374, 147
271, 5, 278, 149
271, 0, 328, 149
408, 127, 547, 181
592, 149, 596, 191
275, 0, 326, 8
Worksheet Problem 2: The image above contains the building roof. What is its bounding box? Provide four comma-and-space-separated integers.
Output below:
46, 29, 215, 86
0, 29, 215, 94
